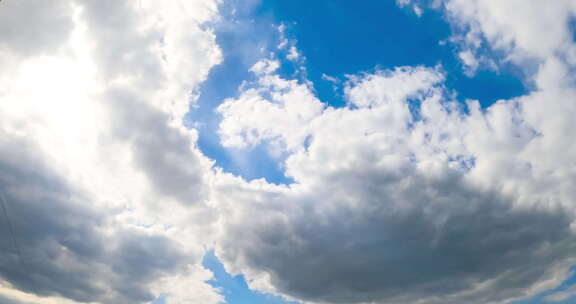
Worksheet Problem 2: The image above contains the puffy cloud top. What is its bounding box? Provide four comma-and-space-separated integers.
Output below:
2, 1, 576, 304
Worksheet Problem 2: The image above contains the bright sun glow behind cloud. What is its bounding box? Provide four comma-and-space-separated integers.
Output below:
1, 1, 576, 304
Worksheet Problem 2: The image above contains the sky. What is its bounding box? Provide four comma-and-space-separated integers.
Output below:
1, 1, 576, 304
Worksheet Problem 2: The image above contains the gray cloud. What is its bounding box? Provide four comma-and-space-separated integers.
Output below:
75, 0, 165, 88
0, 0, 224, 302
0, 294, 37, 304
0, 0, 73, 57
2, 0, 576, 304
105, 88, 210, 206
213, 57, 576, 303
0, 135, 197, 304
216, 161, 576, 303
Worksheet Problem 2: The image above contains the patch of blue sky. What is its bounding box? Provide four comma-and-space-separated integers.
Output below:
202, 251, 298, 304
512, 266, 576, 304
151, 293, 168, 304
200, 256, 576, 304
188, 0, 529, 184
200, 259, 576, 304
569, 16, 576, 42
256, 0, 527, 108
186, 0, 294, 185
187, 2, 574, 303
153, 263, 576, 304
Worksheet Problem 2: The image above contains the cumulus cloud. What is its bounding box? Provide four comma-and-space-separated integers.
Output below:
0, 0, 74, 57
211, 3, 576, 302
0, 0, 222, 303
218, 59, 324, 154
442, 0, 576, 63
213, 62, 576, 303
0, 132, 217, 304
398, 0, 576, 77
4, 0, 576, 304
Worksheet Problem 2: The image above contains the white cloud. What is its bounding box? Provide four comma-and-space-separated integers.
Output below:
449, 0, 576, 60
287, 46, 301, 61
344, 66, 444, 109
321, 74, 340, 84
458, 50, 479, 75
211, 4, 576, 302
0, 0, 223, 303
218, 59, 324, 154
276, 24, 303, 63
4, 1, 576, 304
413, 5, 423, 17
442, 0, 576, 78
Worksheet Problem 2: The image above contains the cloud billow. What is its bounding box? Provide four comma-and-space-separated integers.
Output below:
217, 169, 576, 303
214, 47, 576, 303
0, 0, 223, 303
2, 0, 576, 304
0, 136, 192, 304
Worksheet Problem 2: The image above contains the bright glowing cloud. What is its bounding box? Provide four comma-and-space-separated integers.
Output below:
1, 1, 576, 304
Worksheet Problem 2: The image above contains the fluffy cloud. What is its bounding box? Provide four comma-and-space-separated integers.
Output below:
0, 0, 222, 303
442, 0, 576, 64
212, 3, 576, 302
4, 1, 576, 304
213, 63, 576, 303
399, 0, 576, 77
0, 0, 74, 57
218, 59, 324, 154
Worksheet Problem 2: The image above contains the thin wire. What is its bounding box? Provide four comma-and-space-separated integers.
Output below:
0, 190, 31, 279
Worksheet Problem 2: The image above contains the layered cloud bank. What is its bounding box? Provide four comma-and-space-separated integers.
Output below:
1, 1, 576, 304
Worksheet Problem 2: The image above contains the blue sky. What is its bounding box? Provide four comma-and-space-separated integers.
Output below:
202, 251, 299, 304
189, 1, 574, 304
199, 267, 576, 304
187, 0, 527, 185
1, 1, 576, 304
514, 268, 576, 304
